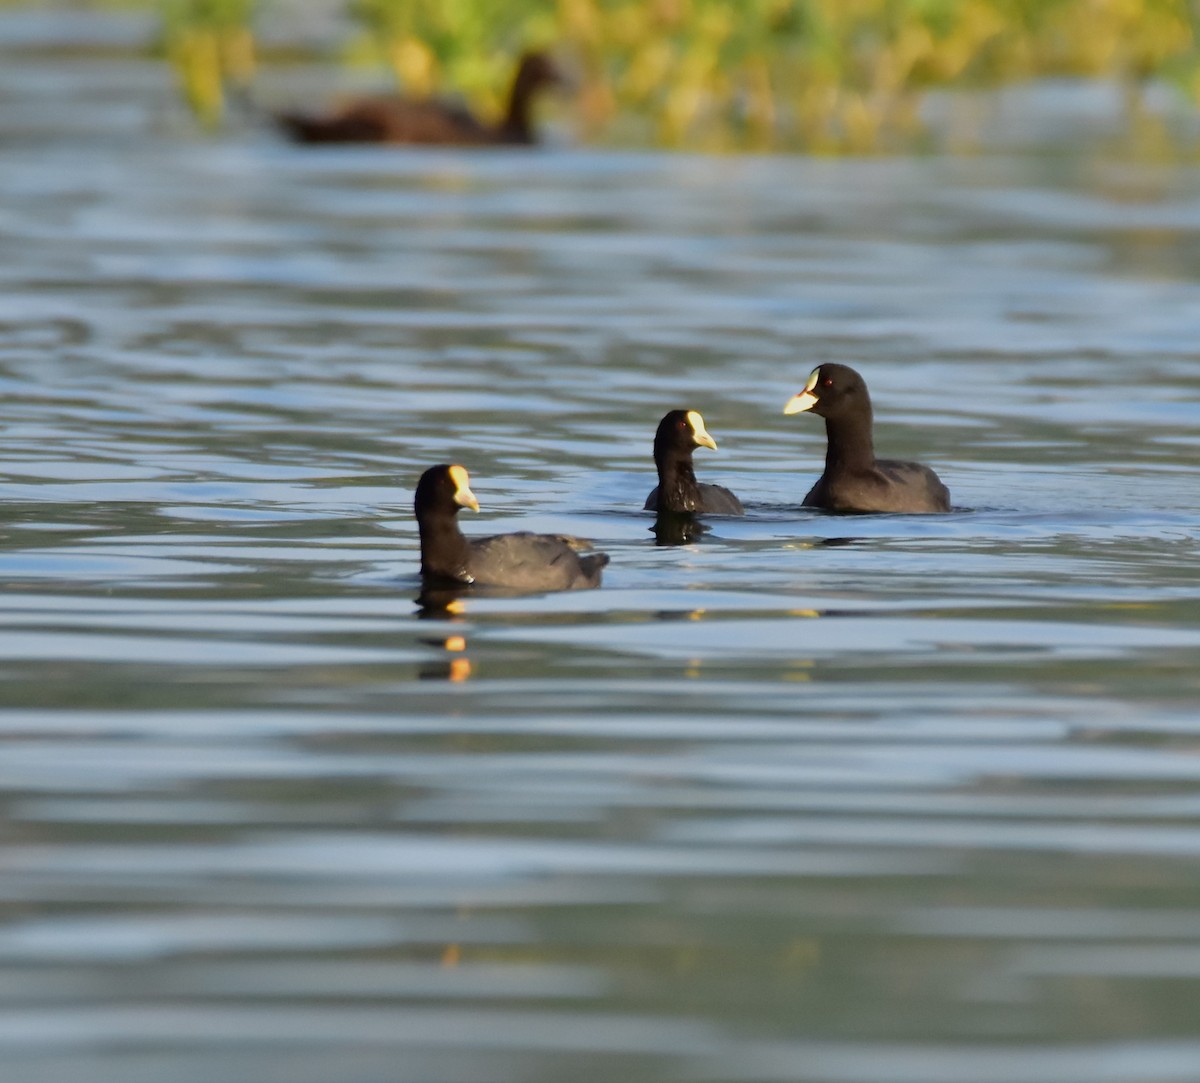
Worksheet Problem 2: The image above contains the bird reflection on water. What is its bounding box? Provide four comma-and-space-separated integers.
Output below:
415, 592, 472, 682
652, 511, 708, 547
415, 585, 471, 616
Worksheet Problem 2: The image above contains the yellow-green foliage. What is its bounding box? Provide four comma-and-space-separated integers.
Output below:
161, 0, 257, 127
167, 0, 1200, 148
350, 0, 558, 102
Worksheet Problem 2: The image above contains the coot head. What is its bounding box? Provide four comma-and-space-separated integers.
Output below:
655, 409, 718, 456
783, 363, 870, 420
513, 51, 567, 94
414, 464, 480, 518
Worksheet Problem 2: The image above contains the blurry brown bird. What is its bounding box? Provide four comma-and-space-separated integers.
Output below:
276, 52, 565, 146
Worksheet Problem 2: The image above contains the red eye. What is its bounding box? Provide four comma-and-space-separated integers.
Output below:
823, 377, 834, 388
677, 419, 688, 430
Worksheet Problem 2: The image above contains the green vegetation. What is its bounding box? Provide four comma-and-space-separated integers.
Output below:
162, 0, 1200, 148
161, 0, 257, 126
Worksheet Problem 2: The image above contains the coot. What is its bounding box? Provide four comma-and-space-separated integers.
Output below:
277, 52, 563, 146
415, 464, 608, 591
783, 364, 950, 513
643, 409, 744, 515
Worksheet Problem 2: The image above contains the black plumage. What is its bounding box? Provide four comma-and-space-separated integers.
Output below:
415, 464, 607, 592
276, 52, 563, 146
783, 363, 950, 514
643, 409, 744, 515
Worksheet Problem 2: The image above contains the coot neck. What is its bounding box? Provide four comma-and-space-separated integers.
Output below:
656, 446, 701, 512
418, 511, 473, 583
822, 404, 877, 473
499, 69, 539, 143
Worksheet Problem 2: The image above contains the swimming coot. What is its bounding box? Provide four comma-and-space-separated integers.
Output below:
276, 52, 564, 146
783, 363, 950, 513
415, 464, 608, 591
643, 409, 744, 515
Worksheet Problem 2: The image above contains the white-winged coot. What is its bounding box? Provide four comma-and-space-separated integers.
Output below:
783, 364, 950, 514
643, 409, 744, 515
415, 464, 608, 591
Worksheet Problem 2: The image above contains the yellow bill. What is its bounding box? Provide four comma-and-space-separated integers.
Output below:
448, 464, 479, 512
686, 410, 718, 450
783, 368, 821, 415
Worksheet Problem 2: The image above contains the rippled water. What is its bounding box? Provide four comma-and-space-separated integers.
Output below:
3, 35, 1200, 1083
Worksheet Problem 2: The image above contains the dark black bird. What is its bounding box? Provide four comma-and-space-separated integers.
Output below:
277, 52, 564, 146
414, 464, 608, 592
783, 363, 951, 514
643, 410, 744, 515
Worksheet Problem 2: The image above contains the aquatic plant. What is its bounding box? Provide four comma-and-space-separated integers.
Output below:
161, 0, 1200, 148
161, 0, 258, 127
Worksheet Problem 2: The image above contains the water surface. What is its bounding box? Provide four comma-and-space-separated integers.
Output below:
2, 35, 1200, 1083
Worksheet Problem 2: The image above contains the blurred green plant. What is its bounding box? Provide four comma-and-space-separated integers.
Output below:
161, 0, 1200, 148
161, 0, 257, 127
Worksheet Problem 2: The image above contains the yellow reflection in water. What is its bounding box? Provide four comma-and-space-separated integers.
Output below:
784, 658, 815, 683
783, 938, 821, 970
